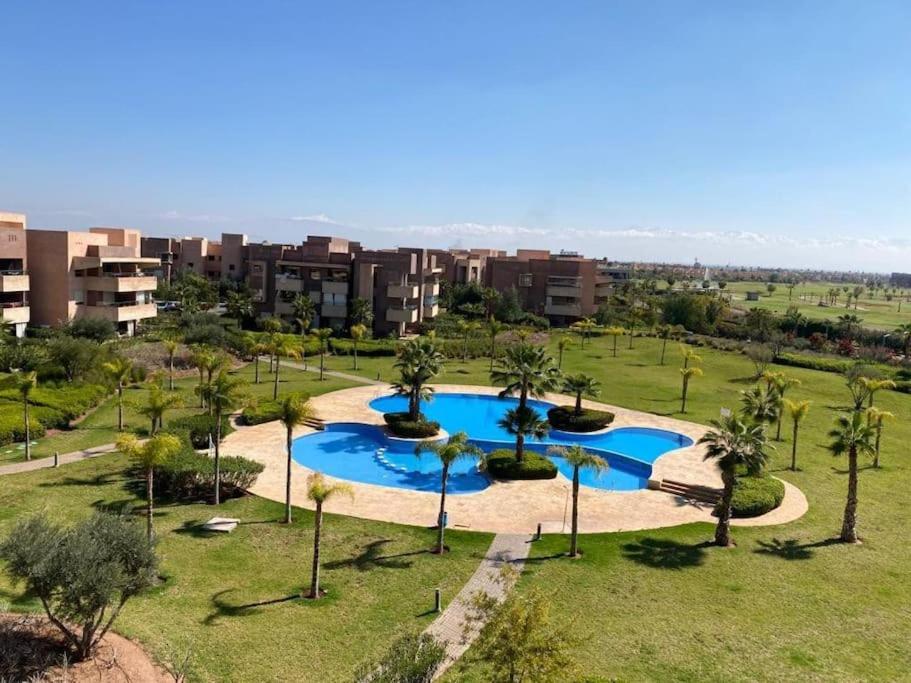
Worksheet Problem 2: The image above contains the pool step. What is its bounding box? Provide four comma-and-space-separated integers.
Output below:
303, 417, 326, 431
373, 450, 411, 475
658, 479, 722, 505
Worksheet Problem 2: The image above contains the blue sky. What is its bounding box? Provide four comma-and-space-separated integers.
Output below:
1, 1, 909, 270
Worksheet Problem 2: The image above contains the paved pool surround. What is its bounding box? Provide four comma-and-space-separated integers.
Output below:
221, 384, 808, 534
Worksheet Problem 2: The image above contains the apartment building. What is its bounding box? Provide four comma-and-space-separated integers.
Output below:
0, 212, 30, 337
430, 248, 503, 285
353, 247, 441, 337
140, 233, 248, 283
28, 227, 159, 336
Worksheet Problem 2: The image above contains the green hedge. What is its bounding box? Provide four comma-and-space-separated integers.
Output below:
330, 338, 398, 357
0, 411, 46, 445
0, 383, 107, 422
383, 412, 441, 438
773, 353, 852, 375
547, 406, 614, 433
726, 474, 785, 518
239, 400, 283, 426
484, 448, 557, 480
154, 446, 264, 501
169, 413, 235, 449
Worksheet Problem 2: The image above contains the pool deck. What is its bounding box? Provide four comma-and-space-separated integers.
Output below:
221, 384, 808, 534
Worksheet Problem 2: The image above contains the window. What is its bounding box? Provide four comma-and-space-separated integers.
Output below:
207, 255, 215, 262
309, 270, 322, 280
71, 289, 84, 305
228, 264, 235, 271
186, 262, 194, 268
519, 273, 533, 287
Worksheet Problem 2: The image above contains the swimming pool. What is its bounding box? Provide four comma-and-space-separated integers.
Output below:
290, 392, 693, 494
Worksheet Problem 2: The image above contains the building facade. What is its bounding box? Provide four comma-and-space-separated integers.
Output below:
0, 212, 30, 337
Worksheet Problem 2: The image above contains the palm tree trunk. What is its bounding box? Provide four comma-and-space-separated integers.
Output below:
198, 371, 205, 408
841, 448, 859, 542
169, 356, 174, 391
558, 347, 564, 369
23, 398, 30, 461
516, 432, 525, 463
680, 380, 688, 413
874, 426, 882, 468
319, 350, 325, 381
273, 357, 281, 400
353, 343, 359, 371
436, 465, 448, 554
254, 356, 260, 384
661, 337, 668, 365
628, 330, 634, 350
117, 385, 124, 431
146, 467, 155, 541
490, 339, 496, 372
309, 503, 323, 598
574, 392, 583, 415
775, 415, 783, 441
791, 422, 799, 471
214, 411, 222, 506
570, 468, 580, 557
715, 471, 735, 547
284, 426, 293, 524
150, 417, 156, 435
612, 336, 617, 357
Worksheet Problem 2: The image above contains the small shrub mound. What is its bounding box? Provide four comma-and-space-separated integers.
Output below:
484, 449, 557, 480
155, 446, 264, 501
547, 406, 614, 433
383, 412, 440, 438
169, 413, 235, 449
726, 474, 785, 518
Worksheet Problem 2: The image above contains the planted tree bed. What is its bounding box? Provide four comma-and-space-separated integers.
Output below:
383, 412, 441, 438
723, 474, 786, 518
484, 448, 557, 480
547, 406, 614, 433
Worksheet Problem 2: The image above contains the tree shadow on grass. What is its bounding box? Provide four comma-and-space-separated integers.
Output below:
622, 538, 710, 570
203, 589, 299, 626
753, 537, 842, 560
173, 519, 225, 539
37, 472, 121, 488
323, 539, 430, 572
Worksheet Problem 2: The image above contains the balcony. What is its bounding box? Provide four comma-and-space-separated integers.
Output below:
0, 273, 29, 293
0, 303, 29, 324
424, 303, 440, 318
322, 280, 349, 295
275, 274, 303, 292
83, 274, 157, 293
546, 285, 582, 298
386, 305, 419, 324
321, 302, 347, 319
73, 254, 161, 269
387, 283, 419, 299
544, 302, 582, 317
84, 302, 158, 323
424, 281, 441, 297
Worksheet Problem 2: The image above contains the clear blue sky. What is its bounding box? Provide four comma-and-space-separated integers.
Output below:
2, 1, 909, 270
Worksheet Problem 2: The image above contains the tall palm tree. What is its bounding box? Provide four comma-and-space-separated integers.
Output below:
498, 405, 550, 462
490, 343, 562, 412
740, 385, 780, 427
679, 345, 702, 369
271, 334, 301, 399
349, 323, 368, 371
241, 333, 267, 384
278, 393, 315, 524
547, 445, 608, 557
699, 415, 770, 547
225, 290, 253, 328
162, 338, 179, 391
415, 431, 482, 554
782, 399, 811, 471
828, 411, 876, 543
209, 370, 247, 505
313, 328, 333, 381
117, 433, 182, 541
138, 384, 181, 435
455, 319, 481, 361
102, 356, 133, 432
201, 353, 228, 412
763, 373, 801, 440
306, 472, 353, 599
486, 318, 506, 372
866, 407, 894, 469
262, 317, 283, 373
604, 326, 624, 357
189, 346, 215, 408
563, 374, 600, 416
845, 365, 882, 412
679, 367, 702, 414
570, 318, 598, 349
392, 337, 445, 420
291, 293, 316, 333
4, 370, 37, 460
860, 377, 896, 410
556, 335, 571, 370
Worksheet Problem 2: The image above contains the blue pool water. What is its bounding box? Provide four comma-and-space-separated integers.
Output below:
291, 393, 693, 494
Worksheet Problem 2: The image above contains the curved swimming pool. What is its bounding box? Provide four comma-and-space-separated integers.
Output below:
291, 392, 693, 494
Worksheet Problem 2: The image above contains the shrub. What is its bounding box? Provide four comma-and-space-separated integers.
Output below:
183, 323, 229, 347
65, 317, 117, 342
169, 413, 234, 449
383, 412, 441, 438
155, 446, 264, 500
0, 411, 46, 445
355, 633, 447, 683
726, 474, 785, 518
773, 352, 853, 374
484, 448, 557, 480
239, 399, 283, 425
547, 406, 614, 432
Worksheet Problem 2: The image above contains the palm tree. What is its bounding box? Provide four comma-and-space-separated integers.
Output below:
782, 399, 811, 471
313, 328, 333, 381
209, 370, 247, 505
455, 319, 480, 361
556, 335, 571, 370
189, 346, 214, 408
845, 365, 882, 412
766, 373, 801, 440
679, 367, 702, 414
486, 318, 505, 372
392, 337, 445, 420
162, 338, 179, 391
349, 324, 367, 371
491, 343, 562, 412
498, 405, 550, 462
4, 370, 37, 460
894, 323, 911, 358
699, 415, 770, 547
138, 384, 181, 435
241, 333, 267, 384
225, 290, 253, 328
547, 445, 608, 557
271, 334, 301, 399
563, 374, 600, 416
866, 407, 894, 469
291, 294, 316, 333
102, 357, 133, 432
656, 324, 680, 365
828, 411, 876, 543
278, 393, 315, 524
679, 345, 702, 369
415, 431, 482, 554
604, 326, 624, 357
860, 377, 896, 410
262, 317, 284, 373
570, 318, 598, 349
117, 433, 182, 541
306, 472, 353, 599
740, 385, 780, 427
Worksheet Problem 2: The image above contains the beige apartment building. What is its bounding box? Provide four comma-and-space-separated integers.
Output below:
0, 212, 30, 337
27, 227, 159, 336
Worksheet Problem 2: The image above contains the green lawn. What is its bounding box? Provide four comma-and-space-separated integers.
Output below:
726, 280, 911, 331
0, 362, 359, 466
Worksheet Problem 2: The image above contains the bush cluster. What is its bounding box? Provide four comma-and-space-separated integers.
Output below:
726, 474, 785, 518
154, 446, 264, 501
383, 411, 441, 438
238, 399, 284, 426
547, 406, 614, 433
169, 413, 235, 449
0, 383, 107, 445
484, 449, 557, 480
773, 353, 853, 375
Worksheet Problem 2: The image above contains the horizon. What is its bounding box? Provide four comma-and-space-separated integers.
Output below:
2, 2, 909, 271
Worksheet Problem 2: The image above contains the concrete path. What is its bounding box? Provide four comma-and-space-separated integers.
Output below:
425, 533, 533, 678
0, 443, 119, 476
275, 357, 387, 386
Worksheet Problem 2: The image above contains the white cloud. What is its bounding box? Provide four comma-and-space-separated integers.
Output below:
286, 213, 341, 225
159, 210, 226, 223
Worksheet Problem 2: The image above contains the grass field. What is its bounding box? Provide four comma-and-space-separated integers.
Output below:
725, 280, 911, 331
3, 334, 911, 681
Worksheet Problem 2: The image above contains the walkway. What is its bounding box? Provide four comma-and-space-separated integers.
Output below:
0, 443, 119, 476
425, 533, 533, 679
275, 357, 386, 386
